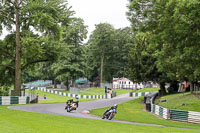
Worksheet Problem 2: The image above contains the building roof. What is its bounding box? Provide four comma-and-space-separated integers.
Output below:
75, 78, 88, 83
113, 77, 131, 82
119, 78, 130, 81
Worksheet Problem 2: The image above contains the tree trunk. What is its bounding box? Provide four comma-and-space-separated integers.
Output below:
160, 82, 167, 96
100, 54, 104, 87
53, 79, 57, 88
15, 0, 21, 93
65, 79, 70, 91
72, 78, 76, 88
190, 82, 193, 94
170, 81, 179, 92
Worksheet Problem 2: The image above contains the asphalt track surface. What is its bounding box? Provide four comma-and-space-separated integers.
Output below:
9, 93, 200, 132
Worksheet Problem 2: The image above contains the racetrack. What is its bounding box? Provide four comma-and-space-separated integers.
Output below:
9, 93, 134, 119
9, 93, 200, 131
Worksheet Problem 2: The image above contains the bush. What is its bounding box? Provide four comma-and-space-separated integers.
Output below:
0, 87, 9, 96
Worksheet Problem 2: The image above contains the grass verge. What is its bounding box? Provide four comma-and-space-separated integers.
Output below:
157, 92, 200, 112
0, 105, 198, 133
135, 88, 159, 93
27, 90, 94, 104
90, 97, 200, 130
59, 88, 133, 95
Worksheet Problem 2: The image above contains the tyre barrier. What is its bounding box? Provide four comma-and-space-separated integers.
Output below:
130, 92, 200, 124
0, 96, 29, 105
37, 87, 107, 99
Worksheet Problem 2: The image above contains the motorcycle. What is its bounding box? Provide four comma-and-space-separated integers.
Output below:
102, 108, 116, 120
65, 101, 79, 112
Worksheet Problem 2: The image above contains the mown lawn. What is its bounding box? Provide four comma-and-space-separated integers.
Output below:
0, 105, 198, 133
27, 90, 94, 104
157, 92, 200, 112
59, 88, 133, 95
135, 88, 159, 93
90, 97, 200, 130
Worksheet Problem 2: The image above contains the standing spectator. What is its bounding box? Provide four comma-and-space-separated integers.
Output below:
109, 89, 113, 98
44, 94, 46, 99
36, 93, 39, 103
105, 86, 108, 94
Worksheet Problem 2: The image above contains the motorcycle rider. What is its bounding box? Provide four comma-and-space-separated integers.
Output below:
74, 95, 79, 108
65, 99, 74, 109
103, 104, 118, 116
65, 95, 79, 110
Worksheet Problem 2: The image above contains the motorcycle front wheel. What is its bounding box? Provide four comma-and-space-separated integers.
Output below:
108, 114, 114, 120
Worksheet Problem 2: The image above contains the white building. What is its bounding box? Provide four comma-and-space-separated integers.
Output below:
112, 78, 144, 89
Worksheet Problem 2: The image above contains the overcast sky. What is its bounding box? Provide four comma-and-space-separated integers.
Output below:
68, 0, 130, 38
0, 0, 130, 40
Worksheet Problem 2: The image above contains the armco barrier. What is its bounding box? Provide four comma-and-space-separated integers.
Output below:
37, 87, 107, 99
188, 111, 200, 124
151, 104, 169, 120
0, 96, 29, 105
130, 92, 200, 124
129, 92, 150, 97
170, 109, 188, 122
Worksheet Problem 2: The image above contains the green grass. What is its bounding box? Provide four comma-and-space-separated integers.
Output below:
157, 92, 200, 112
135, 88, 160, 93
59, 88, 133, 95
90, 97, 200, 130
0, 105, 198, 133
79, 88, 105, 95
58, 88, 105, 95
114, 89, 134, 95
26, 90, 94, 104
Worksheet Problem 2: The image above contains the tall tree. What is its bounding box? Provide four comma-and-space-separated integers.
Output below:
110, 27, 134, 79
127, 0, 200, 94
62, 18, 87, 87
0, 0, 73, 95
127, 32, 167, 95
86, 23, 115, 85
31, 18, 87, 90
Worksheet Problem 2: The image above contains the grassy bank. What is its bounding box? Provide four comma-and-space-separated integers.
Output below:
135, 88, 159, 93
59, 88, 133, 95
157, 92, 200, 112
90, 97, 200, 130
27, 90, 94, 104
0, 105, 198, 133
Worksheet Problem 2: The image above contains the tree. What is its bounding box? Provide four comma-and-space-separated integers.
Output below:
127, 0, 200, 94
61, 18, 87, 87
110, 27, 134, 79
86, 23, 115, 85
0, 0, 73, 95
30, 18, 87, 90
127, 32, 167, 95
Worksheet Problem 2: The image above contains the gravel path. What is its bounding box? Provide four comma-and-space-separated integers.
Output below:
9, 93, 200, 131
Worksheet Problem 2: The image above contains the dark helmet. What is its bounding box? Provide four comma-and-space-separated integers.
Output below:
114, 104, 118, 109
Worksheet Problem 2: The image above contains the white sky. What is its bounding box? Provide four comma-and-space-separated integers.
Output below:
0, 0, 130, 40
68, 0, 130, 38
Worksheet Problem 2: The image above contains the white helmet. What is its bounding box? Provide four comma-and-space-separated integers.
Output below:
114, 104, 118, 109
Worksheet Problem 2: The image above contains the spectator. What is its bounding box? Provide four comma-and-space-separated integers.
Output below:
109, 90, 113, 98
105, 86, 108, 94
36, 93, 39, 103
44, 94, 46, 99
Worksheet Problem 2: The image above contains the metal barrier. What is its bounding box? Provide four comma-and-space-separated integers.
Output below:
37, 87, 108, 99
130, 92, 200, 124
0, 96, 29, 105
